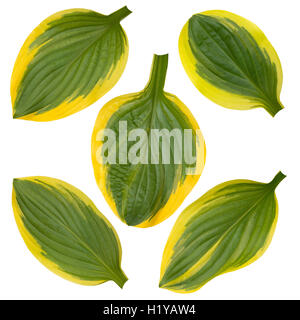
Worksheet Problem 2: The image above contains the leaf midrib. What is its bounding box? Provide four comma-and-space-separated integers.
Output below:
40, 25, 112, 80
120, 94, 167, 224
218, 185, 275, 245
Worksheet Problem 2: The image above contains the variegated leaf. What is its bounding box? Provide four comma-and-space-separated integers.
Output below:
160, 171, 285, 293
12, 176, 127, 287
179, 10, 284, 116
91, 54, 206, 227
11, 6, 131, 121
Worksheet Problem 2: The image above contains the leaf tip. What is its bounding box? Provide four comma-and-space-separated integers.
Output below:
12, 108, 26, 120
12, 111, 20, 119
158, 277, 168, 289
113, 270, 128, 289
13, 178, 21, 188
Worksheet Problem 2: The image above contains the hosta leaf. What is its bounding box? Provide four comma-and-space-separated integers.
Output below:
160, 171, 285, 293
12, 176, 127, 287
179, 10, 284, 117
11, 6, 131, 121
91, 54, 206, 227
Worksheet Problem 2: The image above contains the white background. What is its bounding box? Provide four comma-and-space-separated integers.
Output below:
0, 0, 299, 300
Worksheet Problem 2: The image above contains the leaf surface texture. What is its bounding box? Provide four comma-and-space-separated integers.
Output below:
179, 10, 284, 116
160, 172, 285, 293
12, 176, 127, 287
92, 54, 206, 227
11, 6, 131, 121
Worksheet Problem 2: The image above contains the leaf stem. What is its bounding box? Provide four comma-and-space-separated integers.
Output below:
264, 99, 284, 117
268, 171, 286, 189
107, 6, 132, 23
144, 54, 169, 94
